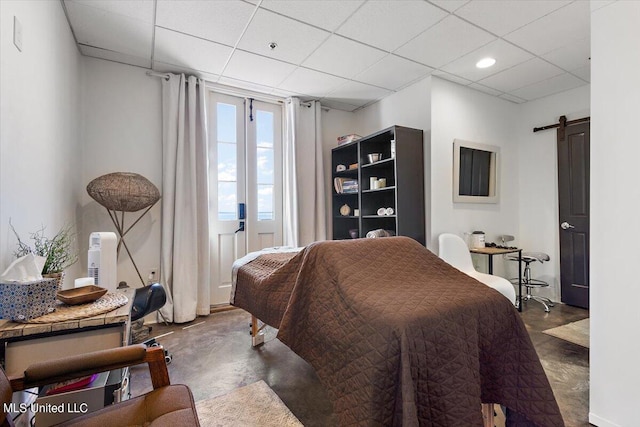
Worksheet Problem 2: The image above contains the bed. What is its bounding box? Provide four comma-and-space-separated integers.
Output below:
231, 237, 564, 426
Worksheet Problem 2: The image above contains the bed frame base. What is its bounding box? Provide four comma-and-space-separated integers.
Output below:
481, 403, 494, 427
250, 315, 266, 347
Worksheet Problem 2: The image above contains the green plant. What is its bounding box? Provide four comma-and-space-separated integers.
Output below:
10, 221, 78, 274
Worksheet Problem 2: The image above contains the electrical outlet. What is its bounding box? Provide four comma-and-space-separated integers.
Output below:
13, 16, 22, 52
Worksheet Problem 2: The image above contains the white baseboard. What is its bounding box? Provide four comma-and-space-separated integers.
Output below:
589, 412, 621, 427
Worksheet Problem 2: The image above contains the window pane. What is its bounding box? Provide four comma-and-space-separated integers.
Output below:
218, 182, 237, 220
217, 103, 236, 143
256, 110, 273, 148
218, 142, 236, 182
256, 147, 273, 185
257, 184, 273, 221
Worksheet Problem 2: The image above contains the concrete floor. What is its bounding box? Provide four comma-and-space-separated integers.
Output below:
130, 302, 589, 426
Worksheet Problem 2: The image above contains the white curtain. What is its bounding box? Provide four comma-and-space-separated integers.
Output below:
159, 74, 211, 323
283, 98, 326, 247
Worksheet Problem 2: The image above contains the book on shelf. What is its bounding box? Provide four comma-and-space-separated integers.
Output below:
334, 177, 359, 194
337, 134, 361, 145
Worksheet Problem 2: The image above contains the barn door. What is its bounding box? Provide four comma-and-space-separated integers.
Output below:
557, 118, 590, 308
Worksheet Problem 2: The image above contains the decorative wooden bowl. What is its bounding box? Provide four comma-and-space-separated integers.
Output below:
57, 285, 108, 305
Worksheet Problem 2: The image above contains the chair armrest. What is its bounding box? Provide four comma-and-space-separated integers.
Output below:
8, 344, 170, 391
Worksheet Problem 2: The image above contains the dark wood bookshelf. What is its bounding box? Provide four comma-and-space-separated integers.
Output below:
331, 125, 425, 243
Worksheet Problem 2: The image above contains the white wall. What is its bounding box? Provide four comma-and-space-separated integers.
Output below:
80, 57, 163, 288
0, 1, 82, 282
353, 77, 432, 245
321, 108, 359, 237
430, 78, 520, 276
517, 85, 589, 301
589, 1, 640, 426
355, 78, 432, 137
351, 77, 522, 277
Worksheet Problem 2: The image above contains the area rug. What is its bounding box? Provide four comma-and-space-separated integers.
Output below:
543, 318, 590, 348
196, 380, 303, 426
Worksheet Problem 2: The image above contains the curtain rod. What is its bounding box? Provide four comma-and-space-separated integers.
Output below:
146, 71, 327, 111
146, 71, 170, 81
533, 116, 590, 133
146, 70, 284, 105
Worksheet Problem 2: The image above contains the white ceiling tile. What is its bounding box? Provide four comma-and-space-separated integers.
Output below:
65, 0, 593, 107
591, 1, 616, 12
260, 0, 364, 31
504, 1, 590, 55
395, 16, 496, 68
278, 67, 348, 98
354, 55, 433, 90
320, 99, 361, 112
431, 70, 472, 86
454, 0, 570, 37
154, 28, 233, 76
217, 76, 276, 95
428, 1, 470, 13
80, 45, 151, 68
468, 83, 503, 97
238, 9, 329, 64
156, 0, 256, 47
541, 37, 590, 71
570, 65, 590, 82
509, 73, 588, 101
302, 35, 387, 79
65, 0, 154, 22
498, 93, 527, 104
270, 87, 302, 98
336, 1, 447, 52
223, 51, 297, 87
478, 58, 565, 93
325, 80, 392, 107
441, 39, 533, 82
65, 1, 153, 57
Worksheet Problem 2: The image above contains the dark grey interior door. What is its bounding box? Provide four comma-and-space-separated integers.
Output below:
557, 121, 590, 308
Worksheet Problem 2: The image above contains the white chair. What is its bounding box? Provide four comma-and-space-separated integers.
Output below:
438, 233, 516, 305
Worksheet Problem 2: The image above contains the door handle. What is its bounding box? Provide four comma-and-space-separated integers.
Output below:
561, 221, 575, 230
235, 221, 245, 233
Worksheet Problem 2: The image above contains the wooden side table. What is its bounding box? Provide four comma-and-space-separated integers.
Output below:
0, 288, 134, 376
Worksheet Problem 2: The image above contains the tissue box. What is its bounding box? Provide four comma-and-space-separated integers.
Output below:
0, 278, 58, 321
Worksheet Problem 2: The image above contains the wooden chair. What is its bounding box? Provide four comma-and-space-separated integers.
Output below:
1, 344, 199, 426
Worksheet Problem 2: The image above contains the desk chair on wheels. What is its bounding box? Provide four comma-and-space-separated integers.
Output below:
131, 283, 173, 364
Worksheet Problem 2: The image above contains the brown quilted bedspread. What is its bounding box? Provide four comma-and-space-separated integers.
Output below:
235, 237, 564, 426
233, 251, 304, 328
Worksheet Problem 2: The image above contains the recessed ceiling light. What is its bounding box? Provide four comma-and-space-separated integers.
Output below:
476, 57, 496, 69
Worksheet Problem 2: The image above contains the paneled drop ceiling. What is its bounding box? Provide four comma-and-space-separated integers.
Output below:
63, 0, 592, 111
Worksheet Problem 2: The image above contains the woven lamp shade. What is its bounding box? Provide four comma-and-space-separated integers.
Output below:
87, 172, 160, 212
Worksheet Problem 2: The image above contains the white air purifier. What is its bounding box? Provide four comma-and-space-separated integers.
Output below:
88, 232, 118, 293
